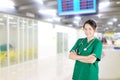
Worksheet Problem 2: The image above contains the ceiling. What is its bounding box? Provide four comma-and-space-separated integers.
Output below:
1, 0, 120, 33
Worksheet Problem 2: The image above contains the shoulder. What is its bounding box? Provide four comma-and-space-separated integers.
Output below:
77, 38, 86, 42
95, 38, 102, 45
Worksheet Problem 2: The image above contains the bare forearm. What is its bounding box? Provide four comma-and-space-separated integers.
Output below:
78, 57, 92, 63
69, 52, 89, 60
69, 53, 96, 63
78, 54, 96, 63
69, 52, 80, 60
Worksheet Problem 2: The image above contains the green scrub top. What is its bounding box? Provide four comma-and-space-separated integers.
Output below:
70, 38, 102, 80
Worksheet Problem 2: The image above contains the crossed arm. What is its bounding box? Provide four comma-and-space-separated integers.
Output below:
69, 52, 96, 63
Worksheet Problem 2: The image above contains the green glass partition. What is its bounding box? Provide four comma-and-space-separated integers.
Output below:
0, 14, 8, 67
0, 13, 38, 68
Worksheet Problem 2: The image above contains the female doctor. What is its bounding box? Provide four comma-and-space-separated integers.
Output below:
69, 19, 102, 80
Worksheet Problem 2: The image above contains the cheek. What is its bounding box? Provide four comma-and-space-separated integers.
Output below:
84, 32, 89, 35
91, 32, 95, 36
85, 30, 93, 34
85, 31, 94, 36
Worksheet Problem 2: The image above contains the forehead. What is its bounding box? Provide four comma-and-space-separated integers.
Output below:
84, 24, 92, 28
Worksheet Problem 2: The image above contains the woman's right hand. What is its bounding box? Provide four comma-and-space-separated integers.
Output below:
68, 51, 78, 60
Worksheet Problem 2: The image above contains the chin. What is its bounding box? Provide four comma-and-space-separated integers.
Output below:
87, 36, 93, 38
86, 35, 91, 37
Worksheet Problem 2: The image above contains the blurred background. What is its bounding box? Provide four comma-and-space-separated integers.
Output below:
0, 0, 120, 80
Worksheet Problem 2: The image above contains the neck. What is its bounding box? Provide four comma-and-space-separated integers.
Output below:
87, 37, 95, 42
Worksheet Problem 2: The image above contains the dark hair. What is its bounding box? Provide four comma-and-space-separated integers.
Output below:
83, 19, 97, 30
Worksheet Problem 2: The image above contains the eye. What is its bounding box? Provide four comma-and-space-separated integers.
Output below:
89, 28, 92, 30
84, 28, 87, 31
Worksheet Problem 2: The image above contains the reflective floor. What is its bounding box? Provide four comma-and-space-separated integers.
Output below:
0, 54, 74, 80
0, 54, 120, 80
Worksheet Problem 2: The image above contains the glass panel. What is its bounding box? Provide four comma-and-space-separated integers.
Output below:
23, 19, 28, 61
28, 19, 33, 60
63, 33, 68, 53
57, 32, 63, 53
9, 15, 18, 65
33, 21, 38, 59
19, 18, 25, 63
0, 13, 8, 67
57, 32, 68, 54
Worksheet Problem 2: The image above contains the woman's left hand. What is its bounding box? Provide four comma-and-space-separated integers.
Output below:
87, 54, 97, 63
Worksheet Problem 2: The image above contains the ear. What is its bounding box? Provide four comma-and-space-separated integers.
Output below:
94, 28, 97, 32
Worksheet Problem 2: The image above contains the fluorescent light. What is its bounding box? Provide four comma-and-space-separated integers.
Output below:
73, 21, 78, 24
97, 14, 102, 18
43, 18, 53, 22
118, 24, 120, 27
35, 0, 43, 5
112, 18, 118, 22
105, 27, 109, 30
99, 1, 110, 10
39, 9, 57, 16
107, 22, 113, 25
53, 17, 61, 22
116, 1, 120, 4
74, 16, 81, 20
0, 0, 15, 9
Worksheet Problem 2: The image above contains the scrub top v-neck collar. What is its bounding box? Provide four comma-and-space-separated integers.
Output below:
86, 38, 95, 44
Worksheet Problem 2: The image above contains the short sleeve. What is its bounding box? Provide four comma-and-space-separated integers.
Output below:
93, 40, 102, 61
70, 38, 82, 52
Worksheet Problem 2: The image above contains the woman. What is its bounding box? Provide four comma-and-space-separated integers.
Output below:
69, 19, 102, 80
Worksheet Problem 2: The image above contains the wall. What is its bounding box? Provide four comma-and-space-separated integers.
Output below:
38, 21, 77, 60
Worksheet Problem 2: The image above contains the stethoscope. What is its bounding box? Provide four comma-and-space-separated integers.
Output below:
77, 38, 95, 52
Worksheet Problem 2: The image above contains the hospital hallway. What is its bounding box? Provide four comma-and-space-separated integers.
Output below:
0, 54, 120, 80
1, 0, 120, 80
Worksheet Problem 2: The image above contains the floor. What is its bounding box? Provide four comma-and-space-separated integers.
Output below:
0, 54, 120, 80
